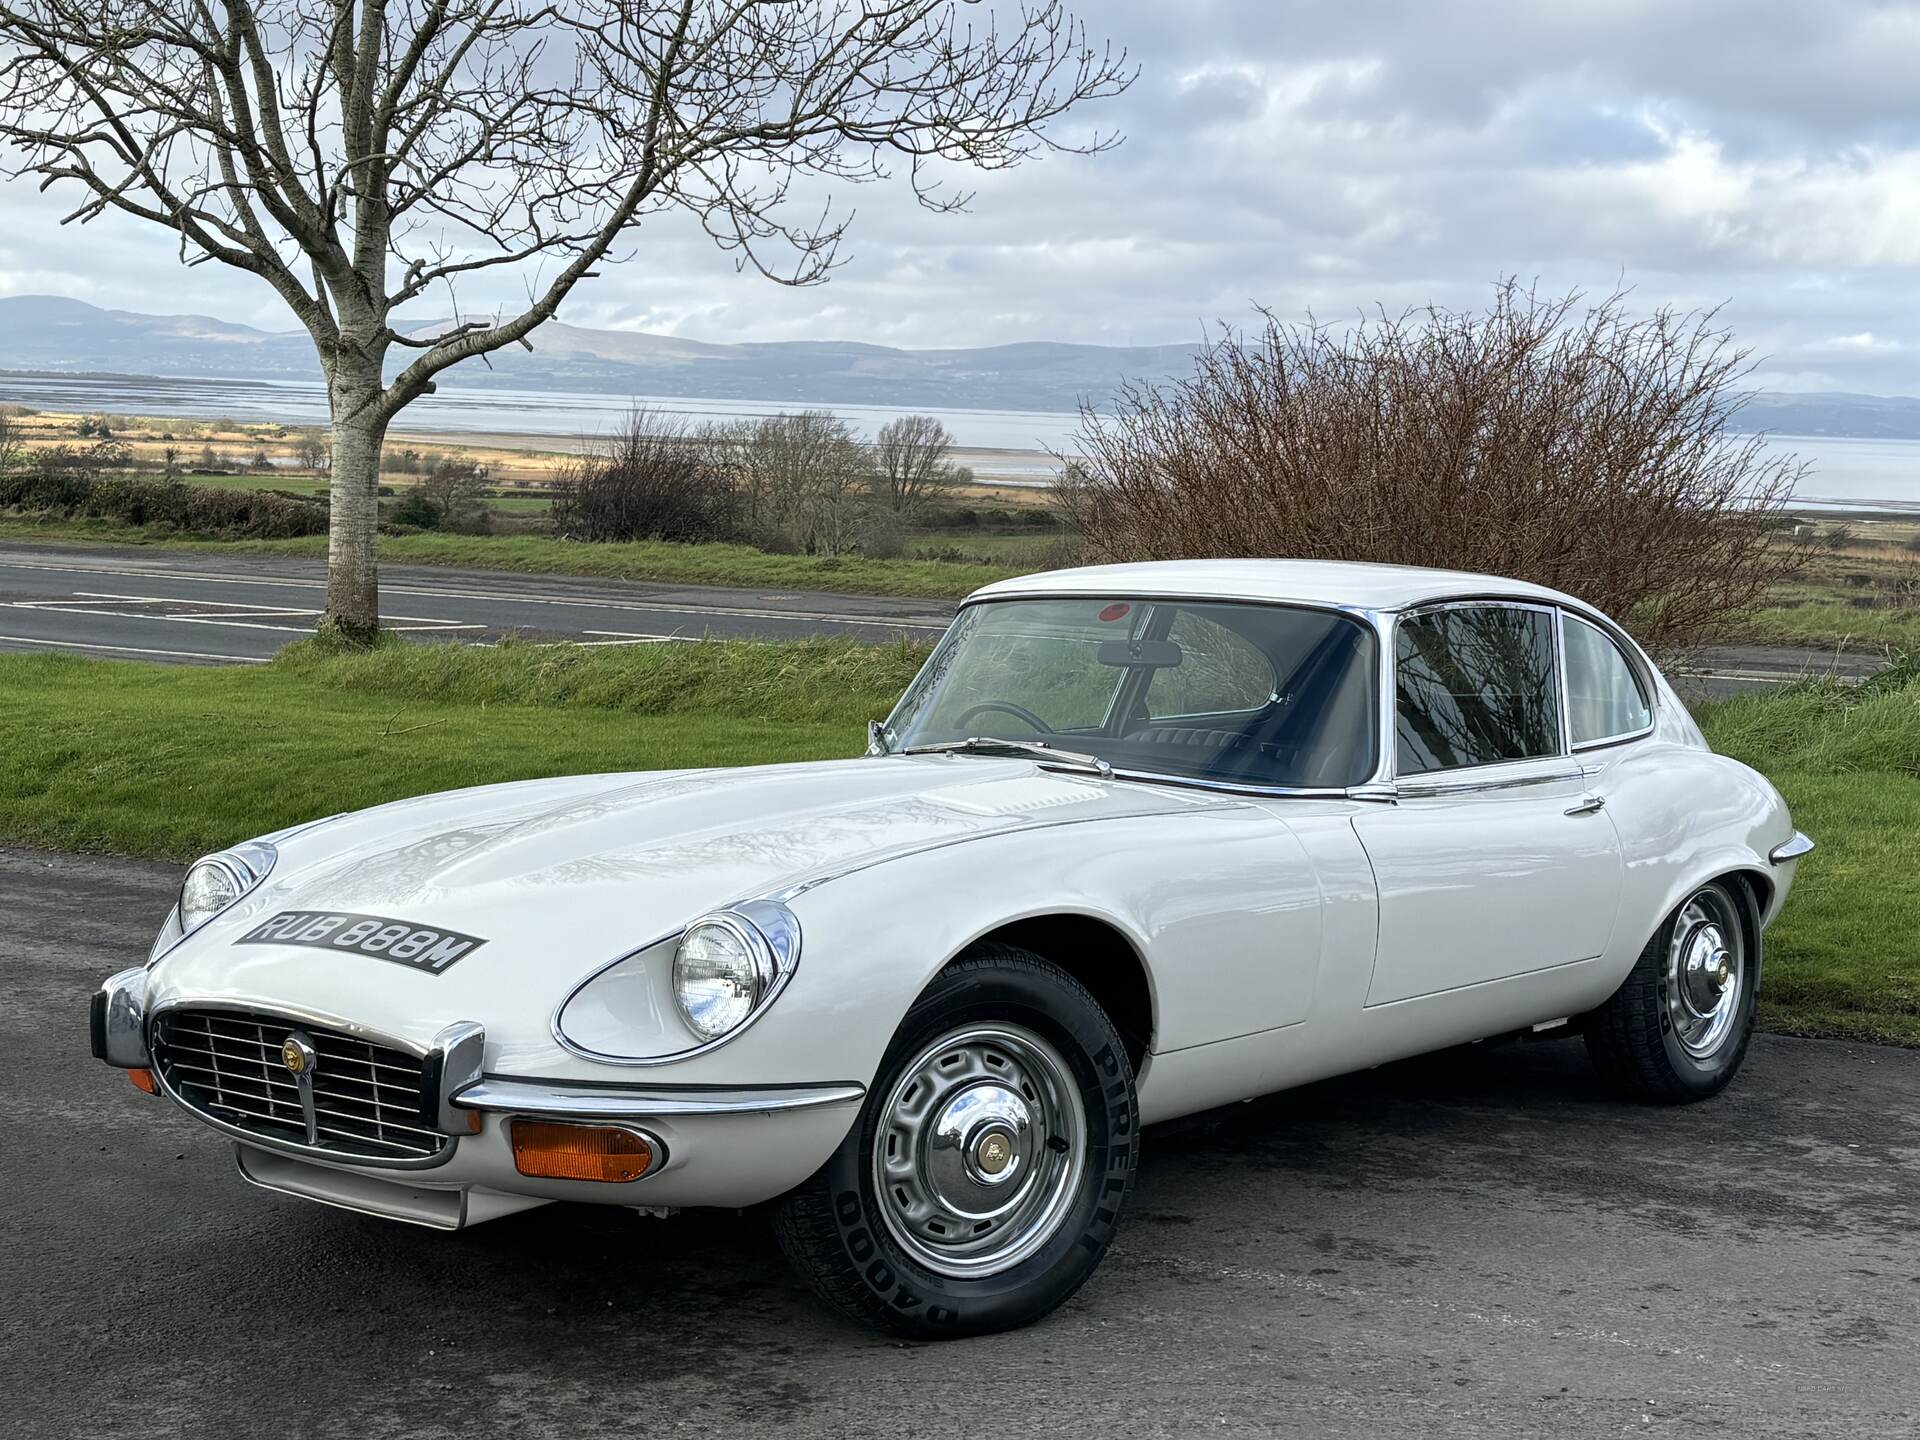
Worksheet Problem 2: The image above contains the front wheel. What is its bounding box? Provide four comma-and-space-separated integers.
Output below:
772, 945, 1139, 1337
1585, 879, 1758, 1103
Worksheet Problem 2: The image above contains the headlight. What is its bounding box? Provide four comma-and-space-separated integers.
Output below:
558, 901, 802, 1059
674, 917, 775, 1040
177, 840, 278, 938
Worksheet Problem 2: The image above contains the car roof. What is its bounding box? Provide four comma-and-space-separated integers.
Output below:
967, 559, 1583, 615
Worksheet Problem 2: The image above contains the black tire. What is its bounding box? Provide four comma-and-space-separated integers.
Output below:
771, 944, 1139, 1338
1585, 878, 1758, 1103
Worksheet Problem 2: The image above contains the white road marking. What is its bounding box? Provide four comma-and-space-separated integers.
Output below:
1, 602, 313, 634
0, 633, 268, 663
0, 556, 949, 629
75, 591, 307, 611
578, 630, 695, 646
9, 590, 478, 634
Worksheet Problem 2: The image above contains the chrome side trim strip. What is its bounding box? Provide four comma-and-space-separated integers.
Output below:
456, 1077, 867, 1118
1395, 767, 1585, 799
1769, 831, 1815, 864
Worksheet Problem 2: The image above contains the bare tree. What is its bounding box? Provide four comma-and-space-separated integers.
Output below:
417, 452, 489, 529
725, 410, 867, 553
0, 3, 1130, 639
871, 413, 968, 515
294, 431, 331, 471
1058, 283, 1809, 658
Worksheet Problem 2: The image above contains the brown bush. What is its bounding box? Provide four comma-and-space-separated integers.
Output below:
552, 408, 740, 544
1057, 283, 1809, 658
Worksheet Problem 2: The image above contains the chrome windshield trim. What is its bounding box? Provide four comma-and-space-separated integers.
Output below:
1769, 831, 1815, 864
455, 1077, 867, 1118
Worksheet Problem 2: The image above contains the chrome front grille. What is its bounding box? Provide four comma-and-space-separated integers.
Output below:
153, 1008, 449, 1163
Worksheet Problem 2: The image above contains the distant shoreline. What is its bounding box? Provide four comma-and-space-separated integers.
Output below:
4, 367, 1916, 509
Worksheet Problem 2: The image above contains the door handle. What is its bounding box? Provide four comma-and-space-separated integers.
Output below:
1564, 794, 1606, 816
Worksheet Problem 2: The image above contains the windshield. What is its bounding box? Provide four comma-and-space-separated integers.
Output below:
885, 597, 1379, 789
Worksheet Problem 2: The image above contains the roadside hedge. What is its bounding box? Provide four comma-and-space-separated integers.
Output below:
0, 471, 328, 539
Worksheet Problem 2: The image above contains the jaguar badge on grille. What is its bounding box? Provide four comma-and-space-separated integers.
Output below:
281, 1033, 317, 1076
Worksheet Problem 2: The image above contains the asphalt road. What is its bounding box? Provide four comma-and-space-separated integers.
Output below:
6, 845, 1918, 1439
0, 541, 954, 662
0, 541, 1886, 698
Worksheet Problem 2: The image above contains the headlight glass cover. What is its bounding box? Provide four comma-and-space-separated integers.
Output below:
176, 840, 278, 937
673, 917, 775, 1041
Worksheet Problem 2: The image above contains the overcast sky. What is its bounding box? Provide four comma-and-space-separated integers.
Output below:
5, 0, 1920, 394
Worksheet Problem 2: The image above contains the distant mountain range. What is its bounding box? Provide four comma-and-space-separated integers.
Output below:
2, 294, 1917, 437
0, 295, 1197, 414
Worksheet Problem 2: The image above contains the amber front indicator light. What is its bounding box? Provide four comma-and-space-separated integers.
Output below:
128, 1068, 159, 1095
510, 1120, 658, 1182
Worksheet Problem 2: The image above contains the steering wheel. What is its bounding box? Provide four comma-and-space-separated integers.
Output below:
953, 700, 1051, 733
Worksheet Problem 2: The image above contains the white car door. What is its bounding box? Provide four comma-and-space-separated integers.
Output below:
1353, 601, 1624, 1008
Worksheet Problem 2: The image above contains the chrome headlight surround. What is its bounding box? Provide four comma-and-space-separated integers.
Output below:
556, 899, 802, 1064
165, 839, 279, 952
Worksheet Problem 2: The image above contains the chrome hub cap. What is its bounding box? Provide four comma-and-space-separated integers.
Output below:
1668, 890, 1745, 1060
872, 1022, 1086, 1279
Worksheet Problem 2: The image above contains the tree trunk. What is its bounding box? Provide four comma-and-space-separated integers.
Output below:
323, 365, 388, 643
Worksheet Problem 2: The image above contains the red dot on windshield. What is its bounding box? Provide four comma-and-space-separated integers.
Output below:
1099, 603, 1131, 622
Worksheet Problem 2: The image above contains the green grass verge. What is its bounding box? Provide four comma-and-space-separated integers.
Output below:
1733, 603, 1920, 656
1698, 663, 1920, 1045
0, 638, 926, 860
0, 515, 1021, 599
0, 639, 1913, 1045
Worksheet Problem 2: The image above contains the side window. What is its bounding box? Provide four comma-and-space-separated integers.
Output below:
1145, 608, 1276, 719
1563, 614, 1651, 745
1395, 605, 1562, 775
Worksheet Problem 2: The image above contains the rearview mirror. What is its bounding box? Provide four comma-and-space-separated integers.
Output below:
1096, 638, 1183, 669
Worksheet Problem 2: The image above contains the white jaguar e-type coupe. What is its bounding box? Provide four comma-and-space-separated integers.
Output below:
91, 560, 1811, 1336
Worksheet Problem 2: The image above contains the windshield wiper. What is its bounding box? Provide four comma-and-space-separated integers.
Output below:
900, 736, 1113, 777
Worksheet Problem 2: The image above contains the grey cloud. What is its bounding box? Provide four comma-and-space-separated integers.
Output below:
3, 0, 1919, 393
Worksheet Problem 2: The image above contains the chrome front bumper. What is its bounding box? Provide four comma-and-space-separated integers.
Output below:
91, 970, 867, 1221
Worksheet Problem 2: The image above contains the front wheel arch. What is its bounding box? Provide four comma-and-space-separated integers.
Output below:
941, 912, 1155, 1073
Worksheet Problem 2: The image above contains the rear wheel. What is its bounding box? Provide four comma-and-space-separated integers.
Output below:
1585, 879, 1757, 1103
772, 945, 1139, 1337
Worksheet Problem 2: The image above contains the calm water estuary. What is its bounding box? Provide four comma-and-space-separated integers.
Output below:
2, 370, 1915, 508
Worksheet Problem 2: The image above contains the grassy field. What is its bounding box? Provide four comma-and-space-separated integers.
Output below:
1700, 663, 1920, 1043
0, 515, 1020, 598
0, 638, 1914, 1046
0, 638, 925, 858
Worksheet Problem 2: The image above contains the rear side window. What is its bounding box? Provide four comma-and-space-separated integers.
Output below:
1563, 614, 1651, 745
1395, 605, 1562, 774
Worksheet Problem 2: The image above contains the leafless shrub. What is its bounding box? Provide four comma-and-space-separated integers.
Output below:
1057, 283, 1810, 658
0, 409, 24, 474
552, 409, 740, 544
